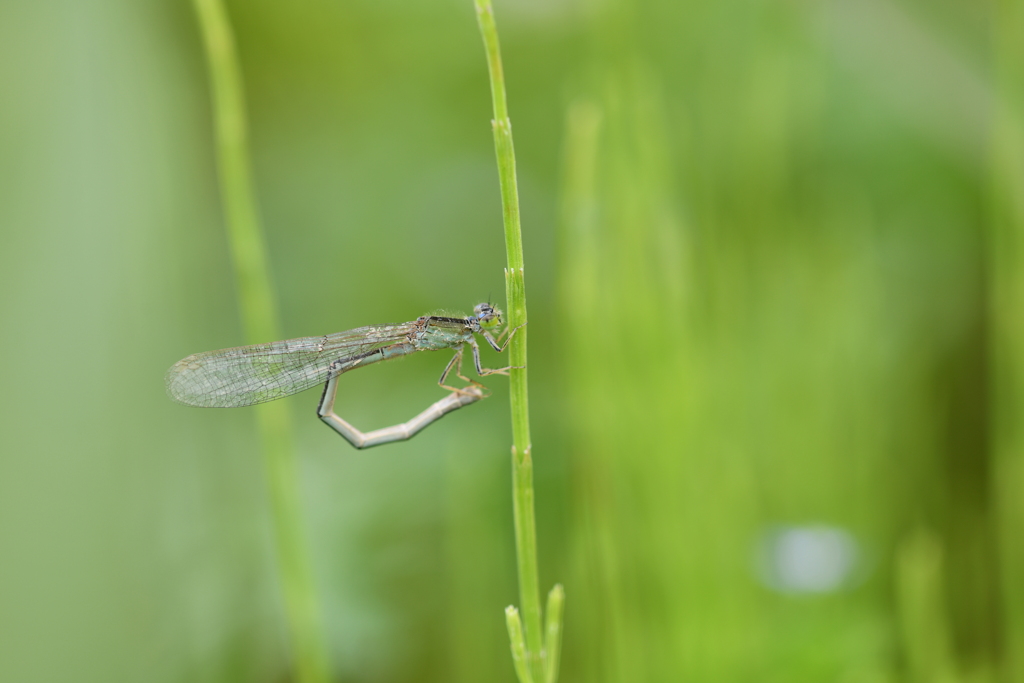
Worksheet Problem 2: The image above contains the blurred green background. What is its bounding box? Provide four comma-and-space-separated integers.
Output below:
2, 0, 1021, 682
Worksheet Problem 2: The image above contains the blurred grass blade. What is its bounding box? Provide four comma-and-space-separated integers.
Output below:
543, 584, 565, 683
558, 101, 602, 324
506, 606, 536, 683
895, 531, 958, 683
990, 0, 1024, 676
558, 69, 695, 681
190, 1, 330, 681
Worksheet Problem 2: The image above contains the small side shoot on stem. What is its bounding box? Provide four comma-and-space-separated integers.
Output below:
471, 2, 564, 682
506, 607, 535, 683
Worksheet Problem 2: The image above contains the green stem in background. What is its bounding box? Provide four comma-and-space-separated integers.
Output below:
190, 2, 330, 682
473, 3, 562, 682
894, 531, 957, 683
990, 0, 1024, 676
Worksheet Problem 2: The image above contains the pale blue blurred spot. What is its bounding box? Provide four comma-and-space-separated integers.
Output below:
756, 525, 862, 594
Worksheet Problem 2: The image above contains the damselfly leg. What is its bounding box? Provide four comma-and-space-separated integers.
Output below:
474, 321, 528, 377
440, 321, 527, 392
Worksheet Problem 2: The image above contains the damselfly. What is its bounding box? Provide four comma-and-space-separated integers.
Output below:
166, 303, 523, 449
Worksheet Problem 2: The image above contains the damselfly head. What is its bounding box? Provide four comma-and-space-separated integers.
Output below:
473, 302, 503, 329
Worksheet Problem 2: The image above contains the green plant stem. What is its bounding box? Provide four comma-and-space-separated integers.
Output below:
472, 2, 546, 682
191, 2, 330, 681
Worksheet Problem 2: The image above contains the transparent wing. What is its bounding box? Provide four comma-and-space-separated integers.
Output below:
166, 323, 412, 407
